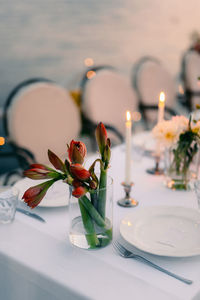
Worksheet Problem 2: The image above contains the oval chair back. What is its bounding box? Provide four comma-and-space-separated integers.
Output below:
132, 57, 177, 128
181, 50, 200, 111
3, 78, 81, 171
81, 66, 138, 146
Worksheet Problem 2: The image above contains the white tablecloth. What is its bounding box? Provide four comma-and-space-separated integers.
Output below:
0, 145, 200, 300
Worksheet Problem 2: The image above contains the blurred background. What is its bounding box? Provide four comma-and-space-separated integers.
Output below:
1, 0, 200, 178
0, 0, 200, 106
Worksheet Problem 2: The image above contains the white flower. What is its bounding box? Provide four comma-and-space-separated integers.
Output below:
171, 116, 189, 135
152, 115, 190, 148
192, 120, 200, 134
152, 120, 180, 148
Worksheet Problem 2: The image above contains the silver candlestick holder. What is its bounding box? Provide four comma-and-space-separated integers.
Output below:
146, 154, 164, 175
117, 182, 138, 207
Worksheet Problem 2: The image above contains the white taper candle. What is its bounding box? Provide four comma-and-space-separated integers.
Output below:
156, 92, 166, 156
125, 111, 132, 185
157, 91, 165, 123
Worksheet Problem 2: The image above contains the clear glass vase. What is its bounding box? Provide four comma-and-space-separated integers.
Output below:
69, 176, 113, 249
164, 144, 200, 190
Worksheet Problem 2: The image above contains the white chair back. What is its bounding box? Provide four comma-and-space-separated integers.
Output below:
82, 69, 138, 141
183, 50, 200, 110
5, 80, 81, 164
133, 58, 176, 125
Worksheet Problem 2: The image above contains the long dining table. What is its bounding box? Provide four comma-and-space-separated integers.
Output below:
0, 143, 200, 300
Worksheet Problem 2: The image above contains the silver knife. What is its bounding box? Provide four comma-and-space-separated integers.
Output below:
16, 207, 46, 223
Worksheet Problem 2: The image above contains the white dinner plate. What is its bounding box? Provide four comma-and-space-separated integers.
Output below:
120, 206, 200, 257
14, 178, 69, 207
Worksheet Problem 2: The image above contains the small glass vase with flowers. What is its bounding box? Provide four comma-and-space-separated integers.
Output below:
152, 115, 200, 190
22, 123, 113, 249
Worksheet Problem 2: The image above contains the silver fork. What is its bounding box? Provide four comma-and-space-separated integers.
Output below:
113, 241, 193, 285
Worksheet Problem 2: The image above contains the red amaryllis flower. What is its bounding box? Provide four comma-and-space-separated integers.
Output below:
70, 164, 91, 181
48, 150, 66, 172
29, 164, 51, 171
24, 163, 62, 180
72, 178, 82, 188
72, 186, 87, 198
68, 140, 87, 165
24, 168, 53, 180
22, 180, 55, 208
95, 122, 107, 156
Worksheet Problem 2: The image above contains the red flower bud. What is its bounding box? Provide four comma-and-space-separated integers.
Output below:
72, 186, 87, 198
95, 122, 107, 156
103, 144, 111, 168
72, 178, 82, 188
65, 159, 71, 173
70, 164, 91, 181
29, 164, 50, 171
22, 180, 55, 208
68, 140, 87, 165
107, 138, 111, 148
89, 180, 97, 189
24, 168, 51, 180
48, 150, 66, 172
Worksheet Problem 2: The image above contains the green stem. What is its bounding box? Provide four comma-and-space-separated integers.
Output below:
78, 198, 100, 248
90, 192, 98, 209
97, 169, 107, 219
80, 195, 112, 240
182, 154, 188, 184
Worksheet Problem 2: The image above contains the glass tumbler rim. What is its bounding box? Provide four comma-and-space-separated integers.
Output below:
0, 185, 19, 197
194, 180, 200, 190
90, 174, 113, 193
0, 185, 19, 224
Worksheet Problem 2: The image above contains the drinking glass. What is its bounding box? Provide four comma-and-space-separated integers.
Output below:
0, 186, 19, 224
194, 180, 200, 209
69, 176, 113, 249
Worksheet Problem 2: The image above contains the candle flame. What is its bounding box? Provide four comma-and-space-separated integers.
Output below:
0, 137, 5, 146
159, 92, 165, 103
126, 111, 131, 121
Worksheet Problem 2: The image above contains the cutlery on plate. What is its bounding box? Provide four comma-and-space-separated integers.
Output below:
16, 208, 46, 223
113, 241, 193, 285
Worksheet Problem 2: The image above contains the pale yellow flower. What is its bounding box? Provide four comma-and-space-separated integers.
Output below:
152, 120, 180, 148
171, 116, 189, 135
192, 120, 200, 134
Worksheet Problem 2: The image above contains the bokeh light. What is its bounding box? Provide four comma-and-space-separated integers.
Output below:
0, 137, 5, 146
132, 111, 141, 122
86, 70, 96, 79
84, 58, 94, 67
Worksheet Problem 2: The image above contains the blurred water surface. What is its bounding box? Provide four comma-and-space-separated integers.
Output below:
0, 0, 200, 105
